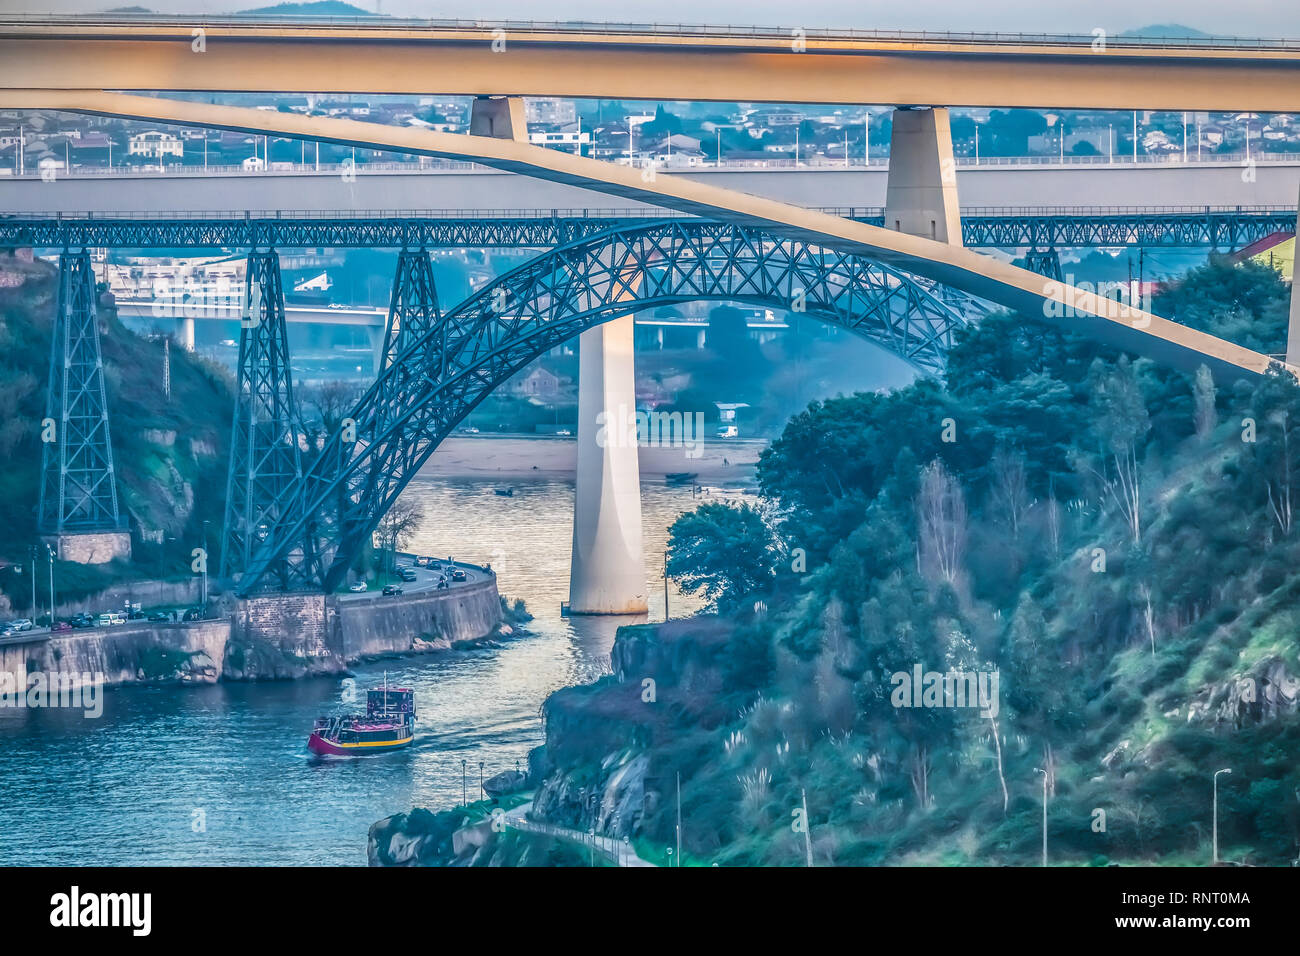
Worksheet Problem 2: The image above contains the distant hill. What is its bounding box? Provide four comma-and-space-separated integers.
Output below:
232, 2, 381, 15
1119, 24, 1217, 39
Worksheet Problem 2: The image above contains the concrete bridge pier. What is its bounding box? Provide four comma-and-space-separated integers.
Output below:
884, 106, 962, 245
178, 315, 195, 351
569, 315, 648, 614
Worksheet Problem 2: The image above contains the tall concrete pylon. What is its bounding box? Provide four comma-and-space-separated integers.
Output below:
884, 107, 962, 245
569, 312, 648, 614
466, 94, 648, 614
1287, 187, 1300, 366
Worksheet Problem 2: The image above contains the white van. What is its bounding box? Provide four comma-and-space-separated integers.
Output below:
95, 612, 125, 627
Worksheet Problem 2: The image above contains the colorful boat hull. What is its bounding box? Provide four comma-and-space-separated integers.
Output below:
307, 730, 414, 756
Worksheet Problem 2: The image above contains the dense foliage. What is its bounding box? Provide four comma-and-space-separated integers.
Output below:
659, 258, 1300, 865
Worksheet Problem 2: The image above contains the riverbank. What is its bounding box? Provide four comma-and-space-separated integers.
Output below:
422, 434, 765, 482
2, 572, 505, 690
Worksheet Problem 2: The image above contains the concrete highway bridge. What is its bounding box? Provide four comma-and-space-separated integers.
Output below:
6, 13, 1299, 617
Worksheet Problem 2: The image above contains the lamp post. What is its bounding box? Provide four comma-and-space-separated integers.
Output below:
479, 760, 484, 801
1213, 768, 1232, 865
461, 758, 467, 806
46, 544, 55, 627
1034, 767, 1048, 866
201, 519, 210, 611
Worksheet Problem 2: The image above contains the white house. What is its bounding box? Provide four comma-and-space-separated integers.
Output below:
127, 131, 183, 159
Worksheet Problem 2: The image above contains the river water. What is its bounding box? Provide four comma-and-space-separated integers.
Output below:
0, 473, 752, 865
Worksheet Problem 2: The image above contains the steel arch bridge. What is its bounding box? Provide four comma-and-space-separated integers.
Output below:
235, 219, 971, 594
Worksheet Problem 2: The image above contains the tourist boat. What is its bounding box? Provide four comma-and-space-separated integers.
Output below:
307, 681, 416, 756
665, 472, 698, 485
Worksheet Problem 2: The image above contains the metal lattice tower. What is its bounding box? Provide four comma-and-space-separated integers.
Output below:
38, 250, 124, 535
381, 248, 442, 370
1025, 248, 1064, 282
220, 250, 307, 588
374, 248, 442, 430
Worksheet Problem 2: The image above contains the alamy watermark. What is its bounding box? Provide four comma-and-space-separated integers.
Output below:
596, 404, 706, 459
1, 671, 105, 718
890, 664, 1000, 718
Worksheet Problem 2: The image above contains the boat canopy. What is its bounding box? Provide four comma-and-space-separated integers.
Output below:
367, 688, 415, 715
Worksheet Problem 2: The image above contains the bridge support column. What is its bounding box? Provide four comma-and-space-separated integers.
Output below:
178, 316, 196, 351
884, 107, 962, 245
220, 249, 306, 588
1288, 190, 1300, 366
569, 314, 648, 615
38, 250, 130, 564
469, 96, 528, 143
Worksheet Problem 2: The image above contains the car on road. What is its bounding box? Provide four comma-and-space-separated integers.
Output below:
50, 620, 73, 633
416, 555, 433, 567
69, 613, 95, 629
95, 612, 125, 627
399, 569, 418, 583
382, 584, 404, 596
147, 611, 172, 621
8, 619, 33, 632
348, 581, 368, 593
450, 569, 467, 582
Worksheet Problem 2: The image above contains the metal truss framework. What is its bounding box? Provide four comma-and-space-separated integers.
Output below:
234, 220, 970, 593
219, 249, 309, 588
1024, 248, 1064, 281
38, 250, 124, 534
2, 208, 1294, 251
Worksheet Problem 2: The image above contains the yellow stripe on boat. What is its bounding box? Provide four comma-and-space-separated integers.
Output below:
335, 737, 413, 748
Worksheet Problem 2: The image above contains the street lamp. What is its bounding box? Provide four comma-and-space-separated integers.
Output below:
45, 544, 55, 626
201, 519, 211, 611
461, 759, 467, 806
1034, 767, 1049, 867
1213, 768, 1232, 865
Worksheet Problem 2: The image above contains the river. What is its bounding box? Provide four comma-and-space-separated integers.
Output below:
0, 473, 753, 865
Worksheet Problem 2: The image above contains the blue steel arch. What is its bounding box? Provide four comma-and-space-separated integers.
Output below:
236, 219, 972, 594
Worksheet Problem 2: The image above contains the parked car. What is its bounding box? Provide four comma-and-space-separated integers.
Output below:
8, 619, 33, 632
147, 611, 171, 622
382, 584, 403, 596
69, 613, 95, 629
50, 620, 73, 633
450, 569, 467, 582
348, 581, 368, 593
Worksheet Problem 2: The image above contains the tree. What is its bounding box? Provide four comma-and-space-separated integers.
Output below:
374, 498, 426, 575
1193, 364, 1217, 440
666, 502, 777, 613
301, 379, 363, 450
989, 443, 1031, 540
1083, 357, 1150, 545
916, 458, 967, 586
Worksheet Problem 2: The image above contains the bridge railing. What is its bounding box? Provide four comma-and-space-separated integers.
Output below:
5, 205, 1291, 223
5, 14, 1300, 51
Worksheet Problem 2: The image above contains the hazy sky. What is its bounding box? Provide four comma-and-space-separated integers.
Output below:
3, 0, 1298, 38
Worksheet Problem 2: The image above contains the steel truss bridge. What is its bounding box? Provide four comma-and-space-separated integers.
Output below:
236, 219, 970, 593
3, 206, 1295, 251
